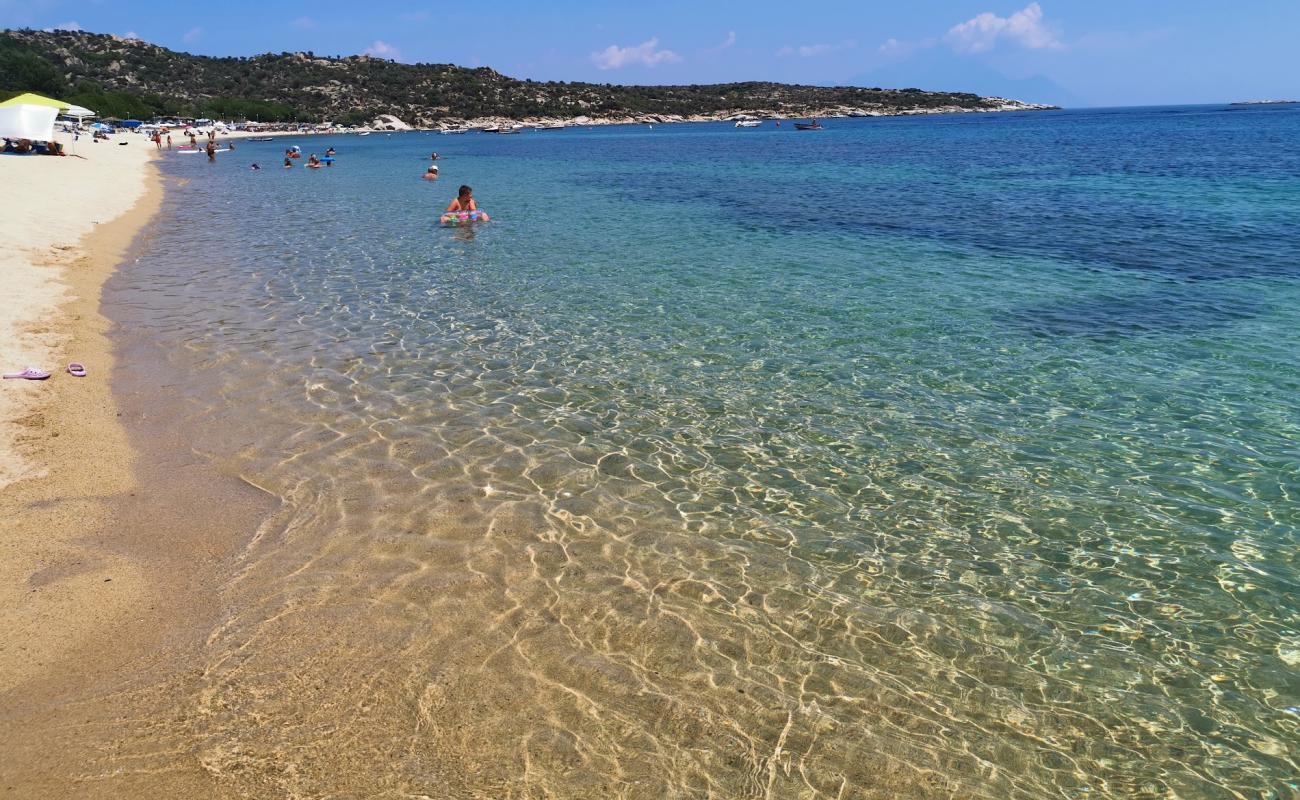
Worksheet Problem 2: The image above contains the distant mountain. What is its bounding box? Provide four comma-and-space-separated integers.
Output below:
0, 29, 1055, 126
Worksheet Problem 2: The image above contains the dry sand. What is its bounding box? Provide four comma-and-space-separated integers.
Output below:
0, 135, 151, 487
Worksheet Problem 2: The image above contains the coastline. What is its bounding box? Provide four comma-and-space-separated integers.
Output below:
0, 140, 158, 687
0, 138, 276, 796
0, 142, 206, 793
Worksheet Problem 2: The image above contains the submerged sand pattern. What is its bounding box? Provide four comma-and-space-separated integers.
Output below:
59, 116, 1300, 798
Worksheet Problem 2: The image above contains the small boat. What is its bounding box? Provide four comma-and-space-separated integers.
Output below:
440, 128, 468, 135
735, 120, 761, 128
793, 121, 824, 131
249, 136, 275, 141
481, 126, 500, 133
539, 124, 566, 130
358, 131, 372, 136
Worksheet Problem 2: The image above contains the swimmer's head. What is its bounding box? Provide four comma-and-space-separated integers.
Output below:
458, 185, 472, 198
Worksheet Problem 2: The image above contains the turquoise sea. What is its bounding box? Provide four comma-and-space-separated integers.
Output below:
111, 106, 1299, 798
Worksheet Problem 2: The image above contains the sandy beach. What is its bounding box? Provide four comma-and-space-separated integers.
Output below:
0, 135, 162, 689
0, 141, 149, 684
0, 131, 279, 797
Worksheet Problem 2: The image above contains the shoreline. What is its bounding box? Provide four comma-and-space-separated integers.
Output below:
118, 102, 1061, 146
0, 140, 264, 795
0, 139, 158, 689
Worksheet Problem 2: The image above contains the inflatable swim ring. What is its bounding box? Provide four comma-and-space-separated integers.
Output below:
440, 210, 486, 227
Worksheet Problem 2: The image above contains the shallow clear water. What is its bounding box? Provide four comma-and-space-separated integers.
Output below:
110, 107, 1299, 797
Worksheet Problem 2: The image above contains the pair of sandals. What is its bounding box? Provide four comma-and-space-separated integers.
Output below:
3, 363, 87, 380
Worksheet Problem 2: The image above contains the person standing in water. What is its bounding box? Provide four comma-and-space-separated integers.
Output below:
205, 139, 217, 161
445, 185, 489, 220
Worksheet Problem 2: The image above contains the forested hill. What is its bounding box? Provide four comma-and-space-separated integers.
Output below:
0, 28, 1053, 125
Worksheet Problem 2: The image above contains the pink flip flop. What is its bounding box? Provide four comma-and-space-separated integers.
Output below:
68, 363, 87, 377
3, 367, 51, 380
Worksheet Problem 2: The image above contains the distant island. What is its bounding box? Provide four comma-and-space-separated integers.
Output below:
1229, 99, 1298, 106
0, 28, 1056, 129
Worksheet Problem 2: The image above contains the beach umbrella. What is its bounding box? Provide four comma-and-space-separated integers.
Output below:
0, 92, 73, 111
0, 104, 58, 142
1, 93, 95, 150
62, 103, 96, 119
1, 93, 96, 124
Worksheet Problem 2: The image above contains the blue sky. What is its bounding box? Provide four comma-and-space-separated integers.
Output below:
6, 0, 1299, 106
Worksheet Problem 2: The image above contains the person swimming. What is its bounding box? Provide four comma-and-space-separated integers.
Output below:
423, 165, 439, 181
445, 185, 489, 220
325, 147, 336, 156
251, 163, 261, 170
306, 154, 322, 169
284, 157, 293, 168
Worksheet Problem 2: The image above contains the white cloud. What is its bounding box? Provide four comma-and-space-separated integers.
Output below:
43, 21, 81, 31
291, 16, 316, 29
182, 26, 203, 44
945, 3, 1062, 54
777, 42, 851, 58
877, 36, 938, 58
713, 30, 737, 50
123, 30, 139, 40
364, 40, 401, 60
591, 38, 681, 70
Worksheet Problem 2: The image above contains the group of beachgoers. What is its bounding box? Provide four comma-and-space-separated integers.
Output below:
243, 144, 488, 223
422, 153, 489, 223
150, 127, 235, 161
2, 138, 65, 155
280, 145, 336, 169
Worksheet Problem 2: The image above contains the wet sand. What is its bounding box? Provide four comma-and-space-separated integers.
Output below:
0, 155, 273, 796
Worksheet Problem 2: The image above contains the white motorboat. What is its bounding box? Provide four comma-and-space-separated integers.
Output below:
735, 120, 762, 128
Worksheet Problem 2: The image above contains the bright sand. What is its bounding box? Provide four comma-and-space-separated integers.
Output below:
0, 133, 276, 797
0, 137, 159, 692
